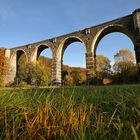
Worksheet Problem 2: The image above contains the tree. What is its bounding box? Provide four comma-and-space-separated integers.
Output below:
27, 62, 50, 86
70, 70, 82, 85
15, 53, 27, 85
113, 49, 135, 72
15, 55, 52, 86
114, 49, 135, 63
95, 55, 111, 83
0, 48, 9, 86
62, 65, 86, 86
113, 49, 138, 83
0, 48, 8, 75
38, 56, 52, 85
64, 74, 74, 86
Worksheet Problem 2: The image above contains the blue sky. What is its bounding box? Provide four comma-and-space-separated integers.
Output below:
0, 0, 139, 67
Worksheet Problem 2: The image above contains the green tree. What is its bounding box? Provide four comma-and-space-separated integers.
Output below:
27, 62, 49, 86
15, 55, 52, 86
38, 56, 52, 85
71, 70, 82, 85
15, 54, 27, 84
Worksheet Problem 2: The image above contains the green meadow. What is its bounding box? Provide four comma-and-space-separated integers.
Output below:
0, 85, 140, 139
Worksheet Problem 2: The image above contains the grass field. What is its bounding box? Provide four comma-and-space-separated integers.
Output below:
0, 85, 140, 140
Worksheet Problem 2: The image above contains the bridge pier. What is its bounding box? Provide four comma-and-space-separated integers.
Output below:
133, 9, 140, 63
51, 57, 62, 86
135, 43, 140, 63
86, 52, 95, 85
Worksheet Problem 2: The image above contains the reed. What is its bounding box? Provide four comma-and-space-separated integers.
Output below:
0, 85, 139, 139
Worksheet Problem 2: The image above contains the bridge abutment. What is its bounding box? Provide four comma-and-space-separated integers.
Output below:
4, 49, 16, 84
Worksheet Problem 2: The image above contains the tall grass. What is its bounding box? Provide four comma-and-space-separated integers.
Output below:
0, 85, 140, 139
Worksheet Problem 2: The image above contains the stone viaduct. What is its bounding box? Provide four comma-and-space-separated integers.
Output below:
4, 9, 140, 85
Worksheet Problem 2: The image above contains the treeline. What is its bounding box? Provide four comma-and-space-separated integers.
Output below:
96, 49, 140, 85
62, 65, 86, 86
15, 55, 86, 86
0, 48, 140, 86
63, 49, 140, 85
15, 56, 52, 86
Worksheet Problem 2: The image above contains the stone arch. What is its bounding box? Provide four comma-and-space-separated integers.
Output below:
52, 36, 86, 85
16, 49, 28, 72
36, 44, 53, 60
7, 49, 28, 83
35, 44, 53, 85
57, 36, 86, 61
92, 25, 135, 55
4, 49, 28, 83
16, 49, 28, 62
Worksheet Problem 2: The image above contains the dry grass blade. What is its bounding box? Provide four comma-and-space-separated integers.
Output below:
107, 108, 117, 128
131, 125, 139, 140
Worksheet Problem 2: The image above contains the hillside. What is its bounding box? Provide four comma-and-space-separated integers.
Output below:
39, 56, 86, 85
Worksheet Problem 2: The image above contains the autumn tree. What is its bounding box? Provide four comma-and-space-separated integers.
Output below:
95, 55, 111, 83
113, 49, 138, 83
113, 49, 135, 72
64, 74, 74, 86
0, 48, 9, 86
62, 66, 86, 86
0, 48, 8, 75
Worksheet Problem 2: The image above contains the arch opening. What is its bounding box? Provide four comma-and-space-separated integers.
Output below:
15, 49, 28, 85
61, 37, 84, 58
36, 45, 52, 86
61, 37, 86, 86
93, 26, 135, 54
96, 32, 135, 64
37, 45, 52, 60
95, 30, 138, 84
16, 50, 27, 73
